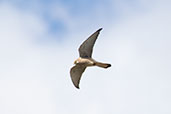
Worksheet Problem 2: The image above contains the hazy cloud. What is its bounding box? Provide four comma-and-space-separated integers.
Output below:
0, 0, 171, 114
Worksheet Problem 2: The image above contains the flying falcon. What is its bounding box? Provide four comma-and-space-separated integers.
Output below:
70, 28, 111, 89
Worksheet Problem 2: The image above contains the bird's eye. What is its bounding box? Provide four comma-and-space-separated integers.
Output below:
74, 61, 77, 64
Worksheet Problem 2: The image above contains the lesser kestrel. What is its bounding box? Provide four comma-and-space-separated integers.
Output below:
70, 28, 111, 89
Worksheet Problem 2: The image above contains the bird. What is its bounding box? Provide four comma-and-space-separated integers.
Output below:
70, 28, 111, 89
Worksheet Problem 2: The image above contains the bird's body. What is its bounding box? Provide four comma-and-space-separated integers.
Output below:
74, 57, 111, 68
74, 57, 95, 67
70, 28, 111, 89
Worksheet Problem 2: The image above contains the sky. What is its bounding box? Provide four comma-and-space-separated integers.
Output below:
0, 0, 171, 114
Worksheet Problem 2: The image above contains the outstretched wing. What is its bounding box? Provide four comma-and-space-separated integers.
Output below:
79, 28, 102, 58
70, 65, 86, 89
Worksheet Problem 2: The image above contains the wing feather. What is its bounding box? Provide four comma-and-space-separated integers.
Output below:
70, 65, 86, 89
79, 28, 102, 58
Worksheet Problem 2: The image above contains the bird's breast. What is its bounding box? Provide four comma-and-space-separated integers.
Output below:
75, 57, 95, 66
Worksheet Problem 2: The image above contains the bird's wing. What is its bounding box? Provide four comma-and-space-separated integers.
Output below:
70, 65, 86, 89
79, 28, 102, 58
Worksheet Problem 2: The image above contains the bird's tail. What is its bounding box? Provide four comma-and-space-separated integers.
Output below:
95, 62, 111, 68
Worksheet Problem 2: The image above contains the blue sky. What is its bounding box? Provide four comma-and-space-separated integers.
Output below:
0, 0, 149, 42
0, 0, 171, 114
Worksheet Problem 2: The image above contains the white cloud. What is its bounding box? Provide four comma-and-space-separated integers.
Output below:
0, 1, 171, 114
0, 3, 65, 114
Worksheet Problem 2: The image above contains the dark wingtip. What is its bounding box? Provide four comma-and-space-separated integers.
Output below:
75, 86, 80, 89
98, 28, 103, 32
